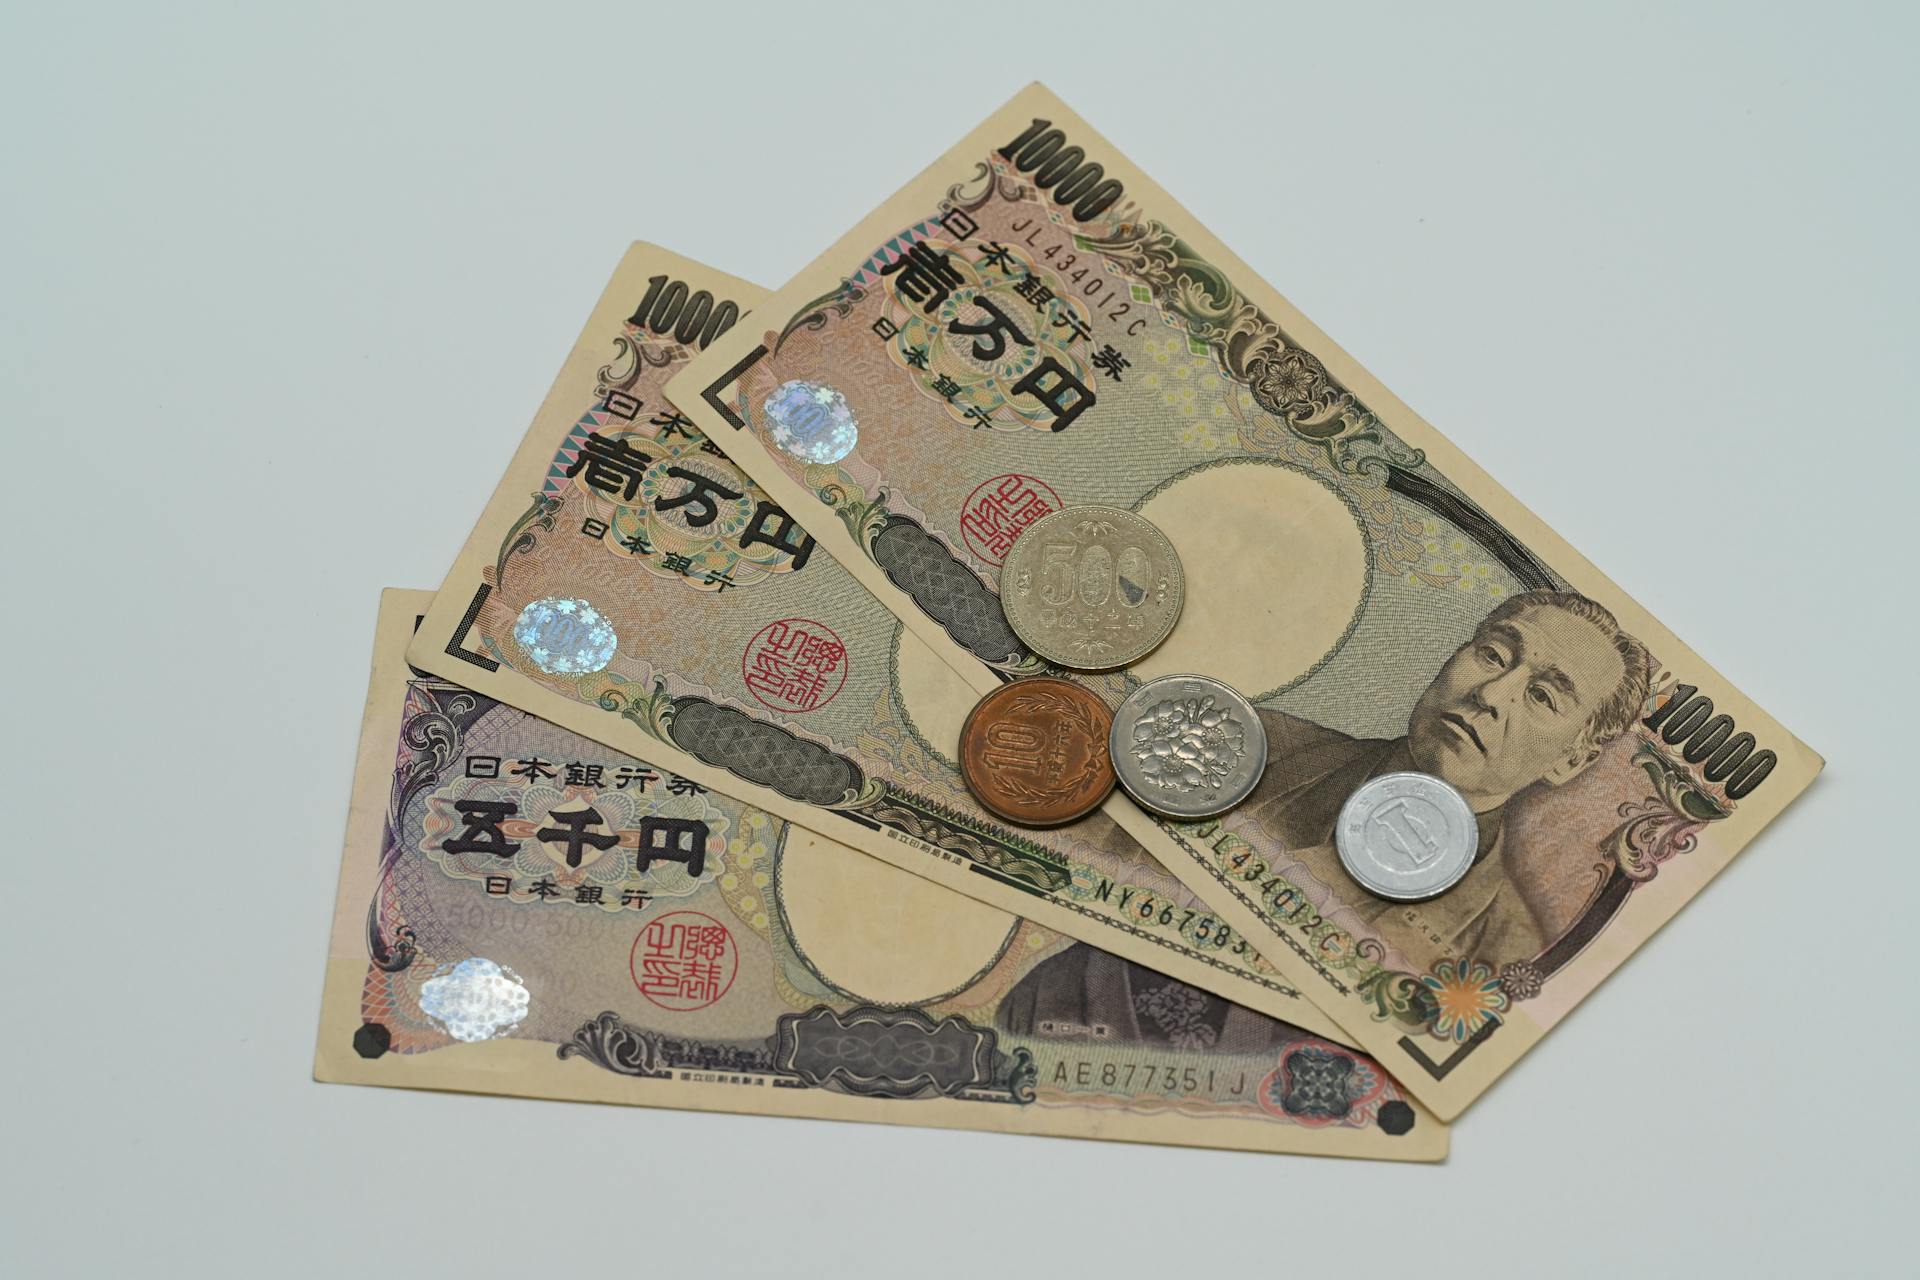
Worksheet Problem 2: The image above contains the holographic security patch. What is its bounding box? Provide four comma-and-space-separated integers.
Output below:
513, 597, 617, 674
417, 957, 531, 1043
763, 379, 857, 463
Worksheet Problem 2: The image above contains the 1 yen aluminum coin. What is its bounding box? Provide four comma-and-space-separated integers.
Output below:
1335, 772, 1479, 902
1110, 674, 1268, 820
999, 505, 1184, 670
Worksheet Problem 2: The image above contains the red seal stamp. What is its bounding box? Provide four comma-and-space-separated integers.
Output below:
741, 618, 848, 713
629, 910, 739, 1011
960, 473, 1061, 564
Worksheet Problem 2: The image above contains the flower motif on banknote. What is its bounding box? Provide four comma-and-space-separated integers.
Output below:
1499, 960, 1544, 1002
419, 772, 730, 910
1419, 958, 1510, 1043
548, 408, 814, 593
876, 237, 1097, 433
1091, 216, 1429, 478
1131, 981, 1217, 1050
1261, 349, 1323, 408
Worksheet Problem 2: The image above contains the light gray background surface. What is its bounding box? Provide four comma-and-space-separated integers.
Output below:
4, 3, 1913, 1275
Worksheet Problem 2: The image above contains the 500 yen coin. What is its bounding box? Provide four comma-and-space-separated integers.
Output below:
959, 678, 1117, 826
1000, 505, 1184, 670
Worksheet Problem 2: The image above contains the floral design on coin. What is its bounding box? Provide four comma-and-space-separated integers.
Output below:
958, 677, 1116, 826
999, 505, 1184, 670
1129, 693, 1248, 793
1110, 675, 1268, 820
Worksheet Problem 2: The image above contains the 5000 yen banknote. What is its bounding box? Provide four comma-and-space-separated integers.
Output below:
316, 591, 1442, 1159
669, 84, 1821, 1120
407, 243, 1345, 1039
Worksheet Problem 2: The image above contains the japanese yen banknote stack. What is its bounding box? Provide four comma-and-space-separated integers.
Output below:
314, 85, 1820, 1162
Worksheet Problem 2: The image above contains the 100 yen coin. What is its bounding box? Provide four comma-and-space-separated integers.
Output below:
1110, 674, 1268, 820
959, 678, 1116, 827
1000, 505, 1184, 670
1335, 772, 1478, 902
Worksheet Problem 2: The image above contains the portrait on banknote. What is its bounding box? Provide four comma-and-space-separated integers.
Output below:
669, 85, 1819, 1116
1244, 589, 1652, 972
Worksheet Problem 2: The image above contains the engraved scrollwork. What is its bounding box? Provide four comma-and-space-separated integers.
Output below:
772, 1005, 997, 1099
1005, 1047, 1037, 1105
944, 160, 996, 214
871, 516, 1031, 669
806, 478, 1046, 676
1356, 966, 1435, 1030
774, 279, 868, 354
810, 476, 893, 555
493, 493, 563, 587
557, 1011, 670, 1078
597, 676, 678, 745
1601, 740, 1731, 881
1082, 220, 1425, 476
367, 686, 489, 971
597, 334, 641, 390
363, 897, 416, 973
667, 697, 870, 808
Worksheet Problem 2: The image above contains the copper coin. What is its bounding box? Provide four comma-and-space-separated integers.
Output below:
958, 678, 1117, 827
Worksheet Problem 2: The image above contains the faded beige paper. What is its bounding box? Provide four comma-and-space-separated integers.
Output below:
404, 243, 1347, 1039
668, 83, 1821, 1120
315, 590, 1445, 1160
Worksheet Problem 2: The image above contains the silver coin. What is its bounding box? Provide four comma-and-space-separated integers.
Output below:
1335, 772, 1478, 902
999, 505, 1184, 670
1110, 674, 1268, 820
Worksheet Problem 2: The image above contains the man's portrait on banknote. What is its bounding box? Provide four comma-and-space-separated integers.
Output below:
1247, 589, 1652, 971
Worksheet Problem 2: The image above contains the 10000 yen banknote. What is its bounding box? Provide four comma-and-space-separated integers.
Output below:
670, 84, 1821, 1119
316, 591, 1443, 1159
407, 243, 1345, 1038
